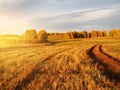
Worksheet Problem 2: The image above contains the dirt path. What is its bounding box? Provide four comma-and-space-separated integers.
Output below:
87, 45, 120, 81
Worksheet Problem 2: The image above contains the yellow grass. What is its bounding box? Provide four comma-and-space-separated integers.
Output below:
102, 43, 120, 60
0, 36, 120, 90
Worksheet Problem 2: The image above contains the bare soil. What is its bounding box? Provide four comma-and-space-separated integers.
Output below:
87, 45, 120, 87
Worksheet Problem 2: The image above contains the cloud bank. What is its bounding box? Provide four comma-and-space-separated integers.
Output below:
0, 0, 120, 34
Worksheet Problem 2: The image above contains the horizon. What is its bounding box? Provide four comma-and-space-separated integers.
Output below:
0, 0, 120, 34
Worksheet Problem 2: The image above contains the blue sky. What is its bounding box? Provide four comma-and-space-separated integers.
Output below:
0, 0, 120, 34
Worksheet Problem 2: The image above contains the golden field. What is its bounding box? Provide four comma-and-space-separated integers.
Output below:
0, 35, 120, 90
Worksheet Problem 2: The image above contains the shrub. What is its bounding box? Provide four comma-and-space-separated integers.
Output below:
37, 30, 48, 43
89, 30, 107, 37
97, 31, 102, 37
90, 31, 98, 37
72, 32, 79, 38
64, 31, 78, 39
64, 31, 88, 39
81, 31, 87, 38
109, 29, 120, 37
78, 32, 84, 38
102, 31, 107, 36
23, 29, 37, 42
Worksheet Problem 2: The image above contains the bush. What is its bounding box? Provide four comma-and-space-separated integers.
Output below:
89, 30, 107, 37
102, 31, 107, 36
23, 29, 37, 42
23, 29, 48, 43
78, 32, 84, 38
109, 29, 120, 37
64, 32, 78, 39
81, 31, 87, 38
89, 31, 98, 37
37, 30, 48, 43
72, 32, 79, 38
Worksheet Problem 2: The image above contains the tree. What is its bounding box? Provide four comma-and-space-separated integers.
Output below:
90, 31, 98, 37
102, 31, 107, 36
24, 29, 37, 42
81, 31, 87, 38
37, 30, 48, 42
109, 29, 120, 37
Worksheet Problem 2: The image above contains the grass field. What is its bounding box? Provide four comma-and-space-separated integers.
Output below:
0, 36, 120, 90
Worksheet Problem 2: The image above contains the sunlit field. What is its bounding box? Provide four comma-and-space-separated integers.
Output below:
0, 35, 120, 90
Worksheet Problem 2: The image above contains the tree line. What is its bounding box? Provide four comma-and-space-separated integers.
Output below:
22, 29, 120, 42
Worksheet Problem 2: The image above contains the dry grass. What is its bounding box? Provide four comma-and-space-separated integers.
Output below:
48, 34, 64, 41
102, 44, 120, 60
0, 36, 120, 90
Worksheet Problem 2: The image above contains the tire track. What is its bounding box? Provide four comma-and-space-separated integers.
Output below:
100, 45, 120, 63
17, 47, 73, 90
0, 47, 55, 84
23, 47, 82, 90
0, 47, 73, 90
87, 45, 120, 81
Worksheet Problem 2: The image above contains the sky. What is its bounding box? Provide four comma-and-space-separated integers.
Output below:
0, 0, 120, 34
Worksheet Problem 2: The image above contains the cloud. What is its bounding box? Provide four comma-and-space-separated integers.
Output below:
33, 7, 120, 32
76, 9, 114, 22
1, 0, 120, 14
0, 0, 120, 34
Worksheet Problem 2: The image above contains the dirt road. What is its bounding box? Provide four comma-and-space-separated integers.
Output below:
87, 45, 120, 82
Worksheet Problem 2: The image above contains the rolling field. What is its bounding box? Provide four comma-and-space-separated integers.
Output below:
0, 36, 120, 90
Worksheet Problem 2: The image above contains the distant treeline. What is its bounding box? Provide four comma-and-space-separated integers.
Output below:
109, 30, 120, 37
22, 29, 120, 42
48, 29, 120, 39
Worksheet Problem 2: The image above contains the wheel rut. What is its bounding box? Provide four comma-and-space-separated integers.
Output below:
0, 47, 73, 90
87, 45, 120, 81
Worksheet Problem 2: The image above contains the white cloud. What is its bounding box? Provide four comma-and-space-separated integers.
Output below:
33, 7, 119, 32
36, 8, 115, 25
0, 0, 119, 34
81, 25, 102, 30
77, 9, 115, 22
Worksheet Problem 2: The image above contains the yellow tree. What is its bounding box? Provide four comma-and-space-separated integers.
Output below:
37, 30, 48, 43
24, 29, 37, 42
90, 31, 98, 37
